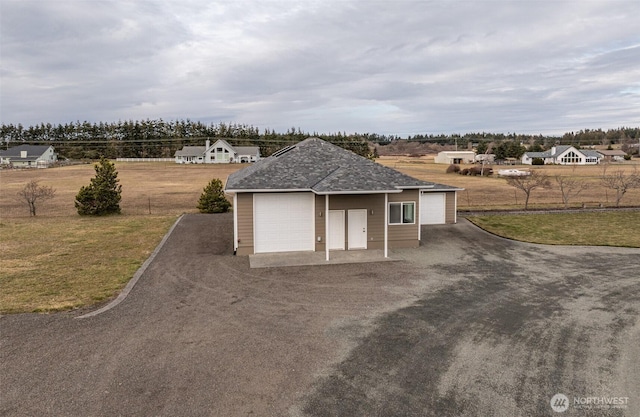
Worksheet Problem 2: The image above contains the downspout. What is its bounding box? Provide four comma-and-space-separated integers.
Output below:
384, 193, 388, 258
454, 191, 458, 224
233, 193, 238, 255
417, 192, 422, 241
325, 194, 330, 261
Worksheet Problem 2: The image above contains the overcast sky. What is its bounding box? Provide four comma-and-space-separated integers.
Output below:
1, 0, 639, 136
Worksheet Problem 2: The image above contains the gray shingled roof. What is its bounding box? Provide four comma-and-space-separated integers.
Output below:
234, 146, 260, 156
526, 150, 551, 158
582, 149, 602, 158
226, 137, 459, 194
174, 146, 205, 157
525, 145, 571, 158
213, 139, 258, 156
0, 144, 52, 159
598, 149, 627, 156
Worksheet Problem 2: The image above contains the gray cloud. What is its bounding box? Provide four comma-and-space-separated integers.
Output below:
1, 0, 638, 135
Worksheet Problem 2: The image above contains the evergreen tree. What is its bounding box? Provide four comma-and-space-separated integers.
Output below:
197, 178, 230, 213
75, 157, 122, 215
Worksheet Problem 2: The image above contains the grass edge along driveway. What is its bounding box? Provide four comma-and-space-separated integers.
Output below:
0, 214, 178, 314
467, 211, 640, 248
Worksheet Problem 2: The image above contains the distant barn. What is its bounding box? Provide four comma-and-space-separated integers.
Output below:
434, 151, 476, 164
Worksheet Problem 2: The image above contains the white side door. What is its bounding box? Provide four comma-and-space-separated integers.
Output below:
347, 209, 367, 250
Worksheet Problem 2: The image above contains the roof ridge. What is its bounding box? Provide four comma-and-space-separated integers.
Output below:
310, 166, 342, 190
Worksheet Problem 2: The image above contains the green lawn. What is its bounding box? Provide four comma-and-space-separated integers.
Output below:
467, 211, 640, 248
0, 215, 178, 313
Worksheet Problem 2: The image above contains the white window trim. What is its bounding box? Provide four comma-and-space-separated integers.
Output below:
388, 201, 416, 225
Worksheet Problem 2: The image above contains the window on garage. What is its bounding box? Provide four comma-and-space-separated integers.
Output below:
389, 202, 415, 224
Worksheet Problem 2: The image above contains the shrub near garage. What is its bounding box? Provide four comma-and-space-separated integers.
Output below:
75, 157, 122, 215
197, 178, 231, 213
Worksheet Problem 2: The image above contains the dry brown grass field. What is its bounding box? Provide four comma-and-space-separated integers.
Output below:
0, 162, 244, 218
1, 157, 640, 217
379, 155, 640, 210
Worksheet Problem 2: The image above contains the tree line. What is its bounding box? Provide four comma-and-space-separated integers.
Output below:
404, 127, 640, 148
1, 120, 638, 160
384, 127, 640, 159
0, 120, 375, 159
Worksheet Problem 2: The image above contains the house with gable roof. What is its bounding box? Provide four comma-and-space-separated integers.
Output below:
174, 139, 260, 164
521, 145, 602, 165
225, 138, 462, 258
0, 144, 57, 168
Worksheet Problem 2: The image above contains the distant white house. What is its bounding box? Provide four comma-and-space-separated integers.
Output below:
521, 145, 602, 165
0, 145, 57, 168
434, 151, 476, 164
174, 139, 260, 164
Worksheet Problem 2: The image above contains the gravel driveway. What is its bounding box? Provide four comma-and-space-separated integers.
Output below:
1, 213, 638, 416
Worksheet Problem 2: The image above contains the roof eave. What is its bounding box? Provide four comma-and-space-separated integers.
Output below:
225, 188, 406, 195
421, 187, 465, 192
225, 188, 312, 194
314, 189, 403, 195
396, 185, 436, 189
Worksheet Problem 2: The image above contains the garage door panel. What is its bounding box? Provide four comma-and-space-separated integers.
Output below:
254, 193, 314, 253
420, 193, 446, 225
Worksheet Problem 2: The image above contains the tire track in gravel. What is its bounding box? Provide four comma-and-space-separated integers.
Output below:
301, 225, 640, 417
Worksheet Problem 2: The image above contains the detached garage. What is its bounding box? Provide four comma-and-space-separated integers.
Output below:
226, 138, 462, 258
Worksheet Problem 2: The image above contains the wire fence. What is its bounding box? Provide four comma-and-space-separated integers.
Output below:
116, 158, 175, 162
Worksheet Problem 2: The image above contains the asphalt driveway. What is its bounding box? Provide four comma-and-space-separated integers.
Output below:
1, 214, 638, 416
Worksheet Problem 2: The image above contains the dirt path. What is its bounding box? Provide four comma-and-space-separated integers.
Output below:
1, 215, 638, 416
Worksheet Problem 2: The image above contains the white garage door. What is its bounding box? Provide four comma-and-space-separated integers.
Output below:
420, 192, 446, 225
254, 193, 315, 253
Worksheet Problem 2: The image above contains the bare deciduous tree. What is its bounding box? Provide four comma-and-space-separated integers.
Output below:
505, 170, 551, 210
600, 165, 640, 207
17, 180, 56, 216
555, 169, 587, 209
